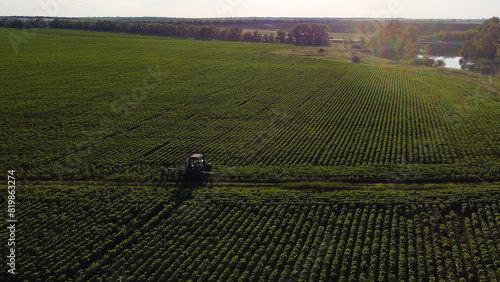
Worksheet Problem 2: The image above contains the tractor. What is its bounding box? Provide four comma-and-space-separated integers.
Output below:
166, 154, 216, 181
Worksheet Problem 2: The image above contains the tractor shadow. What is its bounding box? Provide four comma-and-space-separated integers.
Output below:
158, 172, 218, 204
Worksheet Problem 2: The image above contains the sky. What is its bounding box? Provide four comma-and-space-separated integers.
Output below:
0, 0, 498, 19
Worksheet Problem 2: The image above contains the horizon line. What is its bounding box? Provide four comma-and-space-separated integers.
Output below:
0, 15, 489, 21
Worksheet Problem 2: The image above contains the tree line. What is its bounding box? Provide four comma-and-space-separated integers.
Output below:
429, 29, 478, 42
460, 17, 500, 61
0, 17, 330, 45
370, 20, 418, 60
6, 16, 496, 61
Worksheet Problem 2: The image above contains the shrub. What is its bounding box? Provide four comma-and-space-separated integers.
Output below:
408, 57, 435, 67
352, 56, 360, 63
435, 59, 446, 67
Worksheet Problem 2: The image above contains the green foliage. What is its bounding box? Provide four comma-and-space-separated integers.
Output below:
1, 28, 499, 182
4, 184, 499, 280
291, 23, 330, 46
429, 29, 479, 42
276, 30, 287, 43
0, 185, 174, 281
371, 20, 419, 59
407, 57, 436, 66
435, 59, 446, 67
495, 42, 500, 62
360, 36, 366, 49
461, 17, 500, 60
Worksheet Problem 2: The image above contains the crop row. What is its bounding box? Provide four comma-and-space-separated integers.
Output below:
5, 184, 500, 281
43, 65, 500, 180
2, 29, 499, 181
4, 185, 174, 281
86, 200, 500, 281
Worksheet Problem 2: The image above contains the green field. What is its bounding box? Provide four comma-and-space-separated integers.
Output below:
2, 183, 500, 281
2, 27, 500, 281
2, 28, 499, 182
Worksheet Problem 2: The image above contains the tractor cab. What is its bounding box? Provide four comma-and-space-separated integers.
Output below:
185, 154, 212, 173
166, 154, 216, 182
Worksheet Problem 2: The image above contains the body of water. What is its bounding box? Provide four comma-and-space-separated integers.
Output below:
416, 55, 462, 70
418, 44, 498, 75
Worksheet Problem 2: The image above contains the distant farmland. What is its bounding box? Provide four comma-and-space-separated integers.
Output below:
2, 28, 499, 182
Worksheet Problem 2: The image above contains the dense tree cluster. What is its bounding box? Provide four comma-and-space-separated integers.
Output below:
429, 29, 478, 42
291, 23, 330, 46
371, 20, 418, 59
460, 17, 500, 61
